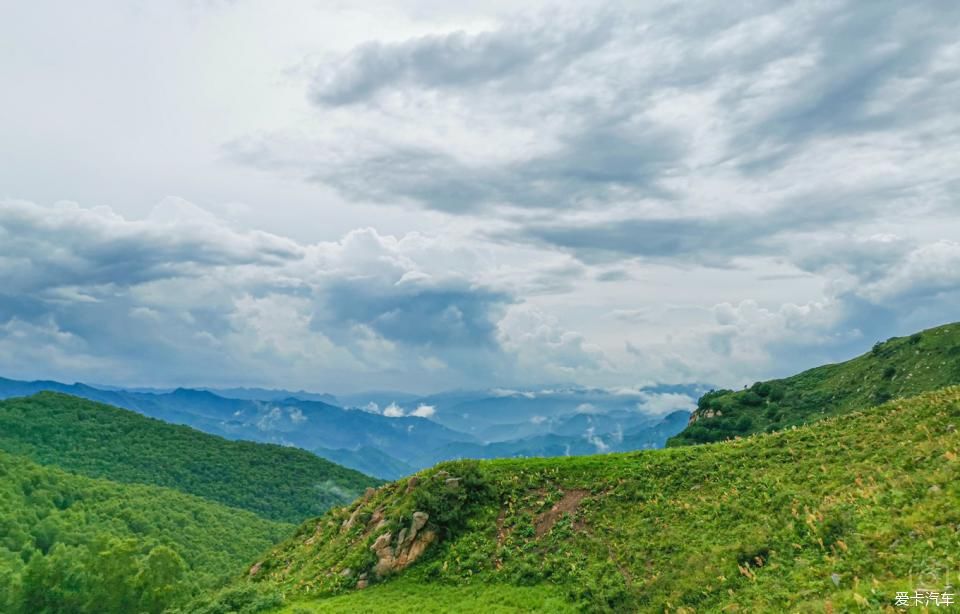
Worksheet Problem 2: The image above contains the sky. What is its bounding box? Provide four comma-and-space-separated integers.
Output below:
1, 0, 958, 394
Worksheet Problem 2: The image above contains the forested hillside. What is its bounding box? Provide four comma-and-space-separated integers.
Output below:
0, 449, 291, 614
0, 393, 379, 523
669, 321, 960, 446
201, 386, 960, 612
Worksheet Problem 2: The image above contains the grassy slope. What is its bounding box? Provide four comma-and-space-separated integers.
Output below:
669, 321, 960, 446
0, 392, 380, 523
0, 448, 291, 610
225, 386, 960, 613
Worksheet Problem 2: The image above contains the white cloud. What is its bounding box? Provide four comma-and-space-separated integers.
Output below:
583, 426, 608, 453
383, 402, 406, 418
409, 403, 436, 418
636, 392, 697, 416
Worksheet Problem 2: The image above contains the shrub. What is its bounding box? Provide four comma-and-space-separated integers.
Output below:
411, 461, 495, 536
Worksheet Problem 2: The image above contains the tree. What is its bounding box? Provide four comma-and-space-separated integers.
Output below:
137, 545, 187, 613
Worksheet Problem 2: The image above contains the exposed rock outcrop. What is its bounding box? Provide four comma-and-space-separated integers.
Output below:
369, 511, 436, 578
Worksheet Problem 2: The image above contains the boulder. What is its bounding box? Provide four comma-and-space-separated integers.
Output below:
405, 476, 420, 493
407, 511, 428, 543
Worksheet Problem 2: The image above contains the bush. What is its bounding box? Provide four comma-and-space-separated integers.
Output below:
411, 461, 495, 536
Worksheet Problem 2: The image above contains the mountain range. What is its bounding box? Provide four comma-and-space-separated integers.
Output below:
0, 377, 701, 479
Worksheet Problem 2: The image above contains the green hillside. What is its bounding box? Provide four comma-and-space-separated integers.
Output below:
0, 393, 380, 523
669, 321, 960, 446
203, 386, 960, 613
0, 449, 291, 614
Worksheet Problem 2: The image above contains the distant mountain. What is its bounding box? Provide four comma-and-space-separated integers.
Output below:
669, 321, 960, 446
0, 392, 379, 523
204, 386, 340, 404
314, 446, 417, 481
342, 384, 706, 442
0, 377, 704, 479
0, 379, 472, 478
422, 410, 690, 465
335, 390, 423, 410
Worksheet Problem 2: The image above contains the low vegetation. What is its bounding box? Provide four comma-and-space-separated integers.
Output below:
203, 386, 960, 612
0, 392, 380, 523
669, 321, 960, 445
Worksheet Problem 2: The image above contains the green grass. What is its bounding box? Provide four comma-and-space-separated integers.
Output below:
0, 392, 380, 523
669, 320, 960, 445
276, 577, 577, 613
208, 386, 960, 613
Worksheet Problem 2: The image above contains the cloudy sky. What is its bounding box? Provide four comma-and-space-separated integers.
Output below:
1, 0, 958, 393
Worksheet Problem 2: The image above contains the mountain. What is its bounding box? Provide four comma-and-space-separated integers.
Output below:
0, 448, 291, 614
204, 387, 340, 405
420, 410, 690, 466
0, 380, 473, 477
0, 392, 379, 523
668, 321, 960, 446
0, 378, 706, 478
314, 446, 417, 481
366, 385, 706, 440
198, 386, 960, 612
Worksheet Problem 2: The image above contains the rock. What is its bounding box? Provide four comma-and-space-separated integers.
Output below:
405, 476, 420, 493
339, 567, 352, 577
371, 532, 396, 577
830, 573, 840, 587
407, 511, 428, 543
356, 578, 368, 589
411, 511, 429, 532
397, 528, 407, 547
404, 530, 437, 566
248, 562, 262, 577
929, 484, 942, 494
435, 470, 450, 479
445, 477, 461, 489
371, 532, 393, 552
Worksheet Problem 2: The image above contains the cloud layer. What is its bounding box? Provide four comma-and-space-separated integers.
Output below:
2, 1, 960, 393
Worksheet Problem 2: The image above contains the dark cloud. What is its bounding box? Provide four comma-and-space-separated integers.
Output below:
309, 13, 615, 106
0, 200, 524, 390
0, 199, 302, 293
507, 193, 870, 265
225, 0, 960, 284
315, 279, 512, 348
231, 114, 686, 215
732, 2, 960, 173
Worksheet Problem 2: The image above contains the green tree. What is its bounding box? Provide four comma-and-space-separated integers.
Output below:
137, 545, 187, 613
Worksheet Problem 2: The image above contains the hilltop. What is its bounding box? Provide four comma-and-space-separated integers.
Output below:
669, 321, 960, 446
0, 393, 379, 523
198, 384, 960, 612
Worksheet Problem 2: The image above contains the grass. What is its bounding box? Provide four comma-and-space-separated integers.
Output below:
206, 385, 960, 612
669, 320, 960, 445
277, 577, 576, 613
